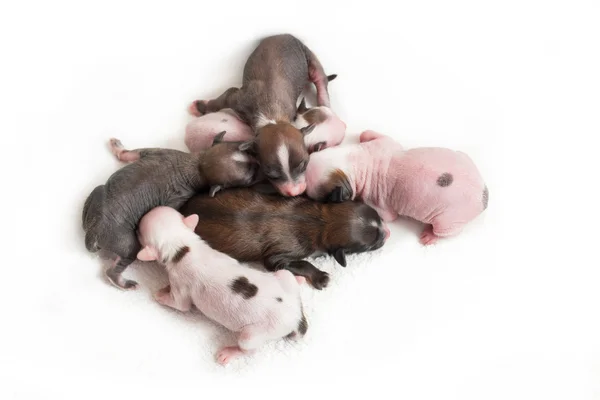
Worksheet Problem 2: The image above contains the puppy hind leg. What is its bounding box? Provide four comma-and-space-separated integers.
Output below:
216, 323, 272, 365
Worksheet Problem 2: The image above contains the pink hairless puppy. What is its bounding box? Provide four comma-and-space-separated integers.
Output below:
305, 130, 489, 245
136, 206, 308, 365
185, 99, 346, 154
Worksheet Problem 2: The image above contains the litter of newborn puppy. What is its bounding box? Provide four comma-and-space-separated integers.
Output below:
80, 32, 489, 366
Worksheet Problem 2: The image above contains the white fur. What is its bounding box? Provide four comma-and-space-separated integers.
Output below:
256, 113, 277, 129
292, 114, 308, 129
305, 145, 355, 199
137, 207, 305, 353
276, 144, 292, 182
232, 152, 249, 163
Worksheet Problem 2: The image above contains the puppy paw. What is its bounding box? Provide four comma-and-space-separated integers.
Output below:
216, 346, 243, 365
419, 226, 439, 246
188, 100, 207, 116
311, 271, 330, 290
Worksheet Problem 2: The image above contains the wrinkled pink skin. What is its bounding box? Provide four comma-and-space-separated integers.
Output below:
185, 109, 253, 153
305, 130, 488, 245
136, 206, 307, 365
185, 106, 346, 154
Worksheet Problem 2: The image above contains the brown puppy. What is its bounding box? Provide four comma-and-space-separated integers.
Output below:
178, 188, 390, 290
190, 34, 335, 197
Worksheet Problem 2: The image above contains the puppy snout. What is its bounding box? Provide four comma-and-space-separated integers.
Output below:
279, 182, 307, 197
383, 224, 391, 240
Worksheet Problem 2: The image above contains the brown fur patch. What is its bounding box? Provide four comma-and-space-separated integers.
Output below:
317, 169, 353, 202
230, 276, 258, 299
256, 123, 308, 180
302, 109, 327, 125
172, 246, 190, 263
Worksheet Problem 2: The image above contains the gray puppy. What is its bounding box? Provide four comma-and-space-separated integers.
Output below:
82, 133, 258, 290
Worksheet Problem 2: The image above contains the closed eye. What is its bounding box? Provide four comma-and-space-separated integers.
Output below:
293, 160, 308, 174
264, 169, 282, 180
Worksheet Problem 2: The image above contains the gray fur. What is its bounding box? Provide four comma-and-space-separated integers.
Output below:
198, 34, 333, 130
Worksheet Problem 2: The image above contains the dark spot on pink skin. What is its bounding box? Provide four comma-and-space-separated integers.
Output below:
437, 173, 453, 187
230, 276, 258, 299
221, 118, 228, 123
276, 297, 282, 302
482, 186, 489, 209
297, 314, 308, 335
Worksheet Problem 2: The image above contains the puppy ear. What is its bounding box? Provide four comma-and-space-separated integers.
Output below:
209, 185, 222, 197
211, 131, 227, 146
182, 214, 199, 231
309, 141, 326, 153
333, 248, 347, 267
297, 97, 308, 114
137, 246, 158, 261
238, 140, 256, 154
300, 124, 316, 136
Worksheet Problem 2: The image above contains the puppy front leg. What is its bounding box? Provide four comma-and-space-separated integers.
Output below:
154, 285, 192, 312
265, 257, 329, 290
190, 87, 242, 116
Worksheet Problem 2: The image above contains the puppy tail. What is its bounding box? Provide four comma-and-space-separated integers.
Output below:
82, 185, 105, 252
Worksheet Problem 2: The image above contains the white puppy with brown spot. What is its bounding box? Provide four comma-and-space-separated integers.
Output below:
136, 206, 308, 365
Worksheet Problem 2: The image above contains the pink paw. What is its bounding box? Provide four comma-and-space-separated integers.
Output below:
359, 130, 381, 143
419, 226, 439, 246
217, 346, 244, 365
188, 100, 207, 116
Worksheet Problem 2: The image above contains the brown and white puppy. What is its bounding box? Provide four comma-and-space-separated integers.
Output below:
190, 34, 336, 197
178, 188, 390, 290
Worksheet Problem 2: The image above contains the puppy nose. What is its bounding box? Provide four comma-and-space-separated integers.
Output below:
281, 182, 306, 197
383, 225, 391, 240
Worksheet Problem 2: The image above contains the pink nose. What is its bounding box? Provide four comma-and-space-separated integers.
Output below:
280, 182, 307, 197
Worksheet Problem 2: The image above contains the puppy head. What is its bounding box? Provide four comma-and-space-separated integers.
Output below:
323, 202, 388, 267
294, 101, 347, 153
136, 206, 199, 262
255, 122, 314, 197
200, 132, 260, 196
305, 147, 355, 202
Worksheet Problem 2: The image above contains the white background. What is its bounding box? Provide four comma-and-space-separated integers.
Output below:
1, 1, 599, 399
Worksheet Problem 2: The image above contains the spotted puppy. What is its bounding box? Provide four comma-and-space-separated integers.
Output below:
190, 33, 336, 196
305, 130, 489, 245
82, 136, 257, 289
185, 98, 346, 155
136, 206, 307, 365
